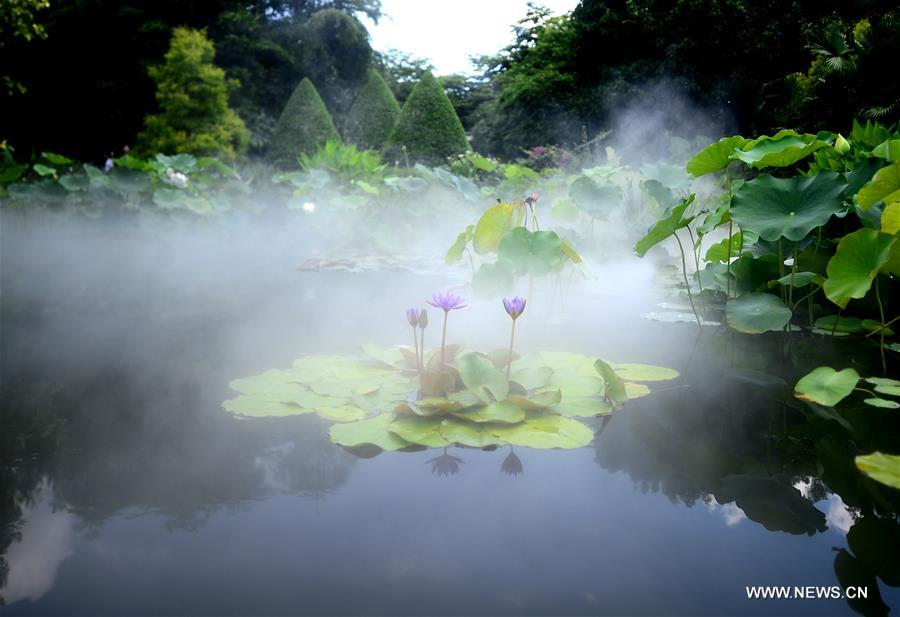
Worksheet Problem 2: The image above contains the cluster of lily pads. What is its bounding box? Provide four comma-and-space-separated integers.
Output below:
222, 294, 679, 453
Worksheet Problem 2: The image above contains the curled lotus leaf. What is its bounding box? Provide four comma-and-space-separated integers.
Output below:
452, 400, 525, 424
686, 135, 749, 177
419, 370, 455, 397
473, 201, 524, 254
823, 229, 896, 309
389, 416, 450, 448
447, 390, 482, 407
330, 414, 412, 451
415, 397, 465, 414
625, 383, 651, 399
731, 130, 827, 169
507, 387, 562, 410
594, 359, 628, 406
488, 414, 594, 449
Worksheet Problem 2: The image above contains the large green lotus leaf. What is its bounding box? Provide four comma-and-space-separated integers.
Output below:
872, 139, 900, 162
770, 272, 823, 288
730, 172, 847, 241
438, 418, 505, 448
473, 202, 523, 254
625, 383, 651, 399
471, 260, 515, 297
704, 231, 757, 263
634, 195, 696, 257
223, 395, 312, 418
855, 452, 900, 490
458, 351, 509, 402
389, 416, 450, 448
864, 398, 900, 409
823, 229, 896, 308
640, 162, 693, 190
794, 366, 860, 406
497, 227, 565, 276
731, 130, 827, 169
857, 162, 900, 211
594, 359, 628, 406
552, 397, 613, 417
330, 414, 412, 451
488, 414, 594, 449
452, 400, 525, 423
686, 135, 749, 177
612, 363, 680, 382
882, 202, 900, 235
506, 387, 562, 410
445, 225, 473, 264
510, 366, 554, 390
315, 405, 367, 422
642, 179, 679, 211
569, 176, 622, 218
725, 293, 791, 334
550, 374, 603, 397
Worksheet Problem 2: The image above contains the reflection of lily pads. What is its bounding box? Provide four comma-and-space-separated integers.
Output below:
855, 452, 900, 490
725, 293, 791, 334
794, 366, 860, 406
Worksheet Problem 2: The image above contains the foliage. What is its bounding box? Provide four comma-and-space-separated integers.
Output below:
268, 78, 340, 167
137, 28, 250, 161
384, 71, 469, 166
0, 0, 48, 94
298, 139, 386, 184
344, 68, 401, 150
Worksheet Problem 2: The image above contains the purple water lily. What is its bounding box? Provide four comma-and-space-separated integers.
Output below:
502, 296, 527, 320
427, 292, 466, 369
502, 296, 527, 378
427, 292, 467, 311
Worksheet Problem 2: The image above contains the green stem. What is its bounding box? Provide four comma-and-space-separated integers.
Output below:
506, 319, 517, 380
788, 241, 798, 309
875, 276, 887, 375
440, 310, 448, 369
854, 386, 879, 397
726, 219, 733, 299
686, 227, 702, 293
412, 327, 420, 371
865, 314, 900, 337
831, 308, 842, 336
674, 232, 702, 327
419, 327, 426, 370
777, 238, 785, 304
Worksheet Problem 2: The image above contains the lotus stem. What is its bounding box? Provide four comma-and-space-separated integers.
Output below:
875, 276, 887, 375
674, 231, 702, 327
440, 310, 448, 369
507, 319, 517, 380
687, 227, 702, 293
831, 308, 841, 336
777, 238, 785, 304
865, 314, 900, 337
419, 327, 425, 370
726, 219, 733, 299
412, 326, 420, 372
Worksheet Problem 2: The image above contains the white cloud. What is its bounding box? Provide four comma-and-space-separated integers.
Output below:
365, 0, 580, 75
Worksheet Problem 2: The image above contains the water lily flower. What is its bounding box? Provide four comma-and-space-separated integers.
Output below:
302, 201, 315, 213
417, 309, 428, 369
417, 309, 428, 328
502, 296, 526, 320
500, 448, 523, 477
426, 448, 464, 477
406, 308, 421, 371
427, 292, 466, 368
502, 296, 527, 377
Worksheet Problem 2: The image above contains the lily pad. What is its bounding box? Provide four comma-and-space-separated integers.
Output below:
613, 363, 680, 382
866, 377, 900, 387
488, 414, 594, 449
686, 135, 749, 177
511, 366, 554, 390
389, 416, 450, 448
857, 162, 900, 211
855, 452, 900, 490
452, 401, 525, 424
794, 366, 860, 406
725, 293, 792, 334
439, 418, 504, 448
553, 397, 614, 417
458, 351, 509, 402
814, 315, 867, 334
823, 229, 896, 309
506, 387, 562, 410
330, 414, 412, 451
863, 398, 900, 409
730, 172, 847, 242
625, 383, 651, 399
223, 395, 311, 418
549, 374, 603, 397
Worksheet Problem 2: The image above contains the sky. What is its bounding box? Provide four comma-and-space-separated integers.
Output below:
363, 0, 580, 75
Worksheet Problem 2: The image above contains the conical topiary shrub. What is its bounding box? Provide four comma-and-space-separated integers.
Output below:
268, 78, 340, 167
385, 71, 468, 165
345, 69, 401, 150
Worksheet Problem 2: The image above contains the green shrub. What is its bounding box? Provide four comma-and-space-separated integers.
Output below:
385, 71, 468, 165
345, 69, 401, 150
300, 139, 386, 184
137, 28, 249, 161
268, 78, 340, 168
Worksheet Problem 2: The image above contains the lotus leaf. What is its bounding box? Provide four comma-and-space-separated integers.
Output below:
731, 130, 827, 169
634, 195, 696, 257
458, 352, 509, 402
771, 272, 823, 288
488, 414, 594, 449
814, 315, 867, 333
823, 229, 896, 308
389, 416, 450, 448
611, 364, 680, 382
625, 383, 651, 399
725, 293, 791, 334
642, 179, 679, 211
473, 202, 523, 254
223, 395, 311, 418
315, 405, 368, 422
330, 414, 412, 451
549, 197, 580, 223
857, 162, 900, 211
866, 377, 900, 387
445, 225, 473, 264
686, 135, 748, 177
553, 397, 613, 417
594, 359, 628, 406
511, 366, 554, 390
439, 418, 505, 447
640, 162, 692, 190
569, 176, 622, 219
704, 232, 757, 263
872, 139, 900, 162
550, 374, 603, 397
497, 227, 565, 276
794, 366, 860, 406
882, 203, 900, 235
452, 401, 525, 424
875, 385, 900, 397
730, 172, 847, 241
855, 452, 900, 490
506, 387, 562, 410
864, 398, 899, 409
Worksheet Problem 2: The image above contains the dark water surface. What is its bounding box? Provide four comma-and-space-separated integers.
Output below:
1, 213, 898, 616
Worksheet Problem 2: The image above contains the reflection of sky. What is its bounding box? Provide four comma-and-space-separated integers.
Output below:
4, 451, 894, 616
794, 479, 855, 535
1, 483, 74, 604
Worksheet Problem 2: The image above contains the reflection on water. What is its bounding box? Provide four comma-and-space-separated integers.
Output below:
1, 213, 898, 615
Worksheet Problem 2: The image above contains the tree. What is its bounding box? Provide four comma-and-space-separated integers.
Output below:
385, 71, 469, 165
0, 0, 49, 94
268, 77, 340, 167
375, 49, 434, 104
345, 68, 400, 149
137, 28, 249, 160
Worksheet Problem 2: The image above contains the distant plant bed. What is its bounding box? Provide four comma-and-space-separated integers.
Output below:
221, 295, 678, 454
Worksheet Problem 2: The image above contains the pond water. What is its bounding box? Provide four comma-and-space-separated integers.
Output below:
1, 212, 898, 616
